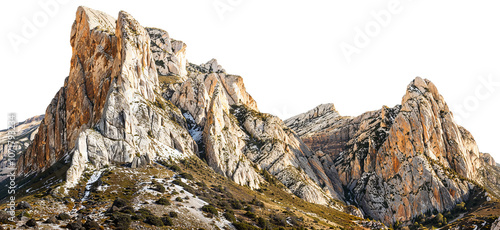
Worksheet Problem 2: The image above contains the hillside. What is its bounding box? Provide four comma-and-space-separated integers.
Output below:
0, 6, 498, 230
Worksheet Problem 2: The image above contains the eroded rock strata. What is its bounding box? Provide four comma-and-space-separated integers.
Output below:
286, 77, 491, 224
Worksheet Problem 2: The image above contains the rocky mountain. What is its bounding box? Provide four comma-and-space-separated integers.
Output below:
286, 77, 499, 225
13, 6, 341, 208
0, 6, 368, 229
1, 5, 498, 230
0, 115, 43, 181
478, 152, 500, 198
16, 6, 199, 188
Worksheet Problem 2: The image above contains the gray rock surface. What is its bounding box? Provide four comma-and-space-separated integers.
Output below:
285, 103, 341, 136
170, 61, 339, 205
0, 115, 43, 182
147, 27, 188, 80
17, 7, 197, 188
286, 77, 489, 224
14, 7, 334, 208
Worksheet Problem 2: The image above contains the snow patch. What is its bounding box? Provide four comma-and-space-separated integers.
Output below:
183, 112, 203, 143
82, 169, 104, 201
409, 85, 422, 94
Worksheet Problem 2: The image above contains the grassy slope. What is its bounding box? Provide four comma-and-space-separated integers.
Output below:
0, 156, 363, 229
180, 157, 363, 229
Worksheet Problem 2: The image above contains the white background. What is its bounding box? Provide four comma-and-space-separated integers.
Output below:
1, 0, 499, 162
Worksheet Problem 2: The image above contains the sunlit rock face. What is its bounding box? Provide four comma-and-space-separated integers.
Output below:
15, 6, 339, 207
170, 59, 339, 205
286, 77, 486, 224
17, 7, 196, 186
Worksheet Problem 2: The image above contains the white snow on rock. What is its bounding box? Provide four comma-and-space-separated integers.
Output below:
183, 112, 203, 143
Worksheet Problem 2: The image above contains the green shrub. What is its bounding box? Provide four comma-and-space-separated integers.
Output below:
145, 215, 163, 226
250, 198, 264, 208
244, 206, 255, 212
257, 217, 272, 230
455, 202, 466, 212
173, 179, 195, 194
156, 197, 171, 206
270, 213, 287, 226
201, 205, 218, 215
155, 184, 166, 193
112, 198, 129, 208
134, 208, 154, 221
196, 181, 207, 188
170, 164, 181, 172
158, 161, 181, 172
230, 200, 243, 209
169, 211, 178, 218
120, 206, 135, 214
244, 211, 256, 219
180, 172, 194, 180
162, 216, 173, 226
223, 210, 236, 222
233, 221, 261, 230
112, 213, 131, 230
137, 208, 153, 216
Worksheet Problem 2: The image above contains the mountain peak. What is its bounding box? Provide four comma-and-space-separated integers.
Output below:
75, 6, 116, 33
286, 76, 495, 224
311, 103, 338, 118
6, 6, 499, 229
294, 103, 339, 120
284, 103, 340, 136
403, 77, 442, 105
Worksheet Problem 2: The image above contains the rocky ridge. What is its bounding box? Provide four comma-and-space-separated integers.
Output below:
14, 6, 340, 208
166, 59, 339, 205
286, 77, 494, 224
7, 6, 498, 228
16, 6, 197, 187
0, 115, 43, 182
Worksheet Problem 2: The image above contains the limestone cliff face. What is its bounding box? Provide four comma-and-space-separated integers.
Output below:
286, 103, 348, 157
286, 103, 341, 137
0, 115, 43, 182
14, 6, 337, 206
10, 6, 498, 226
16, 7, 197, 186
478, 153, 500, 198
169, 60, 338, 205
147, 28, 188, 80
286, 77, 489, 224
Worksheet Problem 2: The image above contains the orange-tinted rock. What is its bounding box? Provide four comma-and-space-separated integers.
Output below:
286, 77, 489, 225
16, 7, 196, 186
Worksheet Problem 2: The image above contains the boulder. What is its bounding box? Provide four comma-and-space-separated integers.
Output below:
16, 201, 31, 210
25, 218, 37, 227
44, 216, 59, 224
